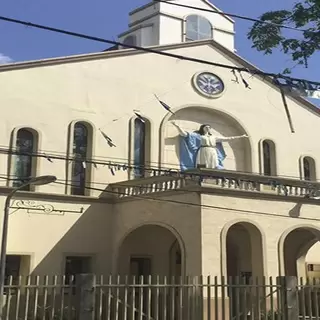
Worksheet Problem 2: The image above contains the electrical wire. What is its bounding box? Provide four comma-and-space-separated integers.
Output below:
154, 0, 311, 33
50, 180, 320, 223
0, 15, 319, 87
0, 175, 293, 218
1, 168, 319, 222
0, 145, 316, 182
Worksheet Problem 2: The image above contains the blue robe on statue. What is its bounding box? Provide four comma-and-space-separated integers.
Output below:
179, 132, 226, 171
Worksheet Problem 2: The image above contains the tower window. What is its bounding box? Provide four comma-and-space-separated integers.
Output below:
185, 15, 212, 41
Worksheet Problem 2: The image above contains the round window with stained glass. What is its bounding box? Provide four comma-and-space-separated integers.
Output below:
192, 71, 225, 98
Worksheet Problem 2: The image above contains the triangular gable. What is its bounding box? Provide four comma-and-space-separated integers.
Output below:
0, 38, 317, 115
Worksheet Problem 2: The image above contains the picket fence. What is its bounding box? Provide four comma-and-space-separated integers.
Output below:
1, 275, 320, 320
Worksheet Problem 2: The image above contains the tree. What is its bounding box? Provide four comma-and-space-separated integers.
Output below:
247, 0, 320, 73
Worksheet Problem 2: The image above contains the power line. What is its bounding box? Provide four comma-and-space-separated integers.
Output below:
0, 174, 303, 219
50, 180, 320, 223
0, 169, 310, 201
0, 146, 316, 182
1, 174, 318, 221
0, 15, 319, 87
1, 165, 319, 221
155, 0, 310, 33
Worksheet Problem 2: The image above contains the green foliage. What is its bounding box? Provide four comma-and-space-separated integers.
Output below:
247, 0, 320, 72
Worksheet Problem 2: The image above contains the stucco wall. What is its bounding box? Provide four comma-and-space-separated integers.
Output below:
201, 193, 320, 277
1, 41, 320, 276
111, 192, 202, 276
0, 195, 113, 275
1, 43, 319, 198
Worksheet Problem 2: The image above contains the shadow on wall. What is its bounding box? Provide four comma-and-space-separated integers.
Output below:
30, 201, 113, 276
117, 225, 181, 277
162, 106, 252, 172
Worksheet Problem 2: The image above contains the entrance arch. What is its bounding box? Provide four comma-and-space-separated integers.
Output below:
222, 220, 265, 280
221, 220, 265, 318
117, 224, 184, 279
279, 226, 320, 278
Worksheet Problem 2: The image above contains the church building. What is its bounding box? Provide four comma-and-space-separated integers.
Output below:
1, 0, 320, 284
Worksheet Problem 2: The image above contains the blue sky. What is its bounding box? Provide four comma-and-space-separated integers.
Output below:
0, 0, 318, 87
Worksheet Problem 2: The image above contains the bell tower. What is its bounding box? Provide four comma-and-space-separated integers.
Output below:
117, 0, 235, 51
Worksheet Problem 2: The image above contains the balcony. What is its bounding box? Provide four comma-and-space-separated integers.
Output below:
107, 169, 320, 203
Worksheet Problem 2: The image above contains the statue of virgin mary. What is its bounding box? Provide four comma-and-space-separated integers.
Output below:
171, 121, 248, 171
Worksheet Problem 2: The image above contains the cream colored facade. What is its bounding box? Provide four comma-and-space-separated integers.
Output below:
0, 0, 320, 281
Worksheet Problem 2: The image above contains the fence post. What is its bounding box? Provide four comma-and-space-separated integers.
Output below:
76, 274, 96, 320
277, 276, 298, 320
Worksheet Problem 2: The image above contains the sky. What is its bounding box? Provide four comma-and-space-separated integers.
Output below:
0, 0, 319, 91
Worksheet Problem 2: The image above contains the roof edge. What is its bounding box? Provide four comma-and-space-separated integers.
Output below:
0, 38, 317, 115
0, 39, 215, 72
209, 39, 319, 116
129, 0, 234, 23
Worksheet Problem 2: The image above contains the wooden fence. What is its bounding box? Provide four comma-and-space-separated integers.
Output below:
1, 275, 319, 320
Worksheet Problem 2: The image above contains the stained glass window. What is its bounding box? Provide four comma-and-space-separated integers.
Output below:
262, 141, 271, 176
303, 157, 316, 181
303, 158, 311, 180
262, 140, 277, 176
186, 15, 212, 41
13, 129, 35, 190
71, 123, 88, 195
134, 118, 146, 178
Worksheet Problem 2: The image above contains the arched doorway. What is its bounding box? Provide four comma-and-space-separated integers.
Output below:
117, 225, 184, 319
225, 222, 265, 318
118, 224, 183, 279
280, 227, 320, 319
280, 227, 320, 278
226, 222, 264, 280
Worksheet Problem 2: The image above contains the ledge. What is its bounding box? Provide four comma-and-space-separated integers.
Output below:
1, 169, 319, 206
107, 169, 320, 204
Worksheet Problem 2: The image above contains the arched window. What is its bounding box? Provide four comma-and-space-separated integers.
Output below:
301, 156, 316, 181
13, 128, 38, 190
185, 15, 212, 41
123, 35, 137, 46
71, 122, 92, 195
134, 118, 146, 178
260, 140, 276, 176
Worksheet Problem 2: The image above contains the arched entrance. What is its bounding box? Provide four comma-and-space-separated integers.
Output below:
279, 227, 320, 319
224, 221, 265, 318
280, 226, 320, 278
116, 225, 184, 319
117, 224, 183, 279
226, 222, 264, 280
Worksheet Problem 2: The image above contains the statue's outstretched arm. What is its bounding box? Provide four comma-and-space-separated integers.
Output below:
216, 134, 249, 142
172, 121, 188, 137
